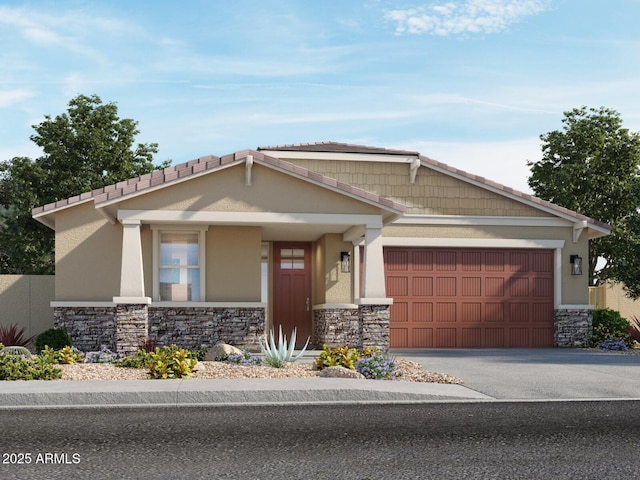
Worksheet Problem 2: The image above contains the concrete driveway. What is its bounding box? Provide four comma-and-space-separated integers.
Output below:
392, 348, 640, 400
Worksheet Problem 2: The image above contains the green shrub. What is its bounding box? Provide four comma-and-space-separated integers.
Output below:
314, 345, 384, 371
41, 345, 85, 364
590, 308, 634, 348
35, 328, 72, 353
117, 350, 150, 369
145, 345, 199, 379
355, 352, 402, 380
0, 353, 62, 380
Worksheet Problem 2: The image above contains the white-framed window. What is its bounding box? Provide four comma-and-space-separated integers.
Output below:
151, 226, 208, 302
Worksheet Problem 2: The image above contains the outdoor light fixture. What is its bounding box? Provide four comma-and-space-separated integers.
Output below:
340, 251, 351, 273
570, 255, 583, 275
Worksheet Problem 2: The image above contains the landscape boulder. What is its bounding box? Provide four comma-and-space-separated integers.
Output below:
205, 343, 243, 361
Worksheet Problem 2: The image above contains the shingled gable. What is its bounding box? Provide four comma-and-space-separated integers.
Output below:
259, 141, 611, 238
32, 148, 406, 228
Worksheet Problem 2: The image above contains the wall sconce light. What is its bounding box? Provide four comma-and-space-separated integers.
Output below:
340, 251, 351, 273
570, 255, 583, 275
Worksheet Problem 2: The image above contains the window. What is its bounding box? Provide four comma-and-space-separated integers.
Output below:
279, 248, 305, 269
152, 226, 207, 302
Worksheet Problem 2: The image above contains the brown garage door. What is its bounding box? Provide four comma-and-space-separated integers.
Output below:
384, 248, 554, 348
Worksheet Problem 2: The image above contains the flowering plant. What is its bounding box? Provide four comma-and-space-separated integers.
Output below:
84, 346, 124, 364
597, 339, 629, 352
355, 353, 402, 380
225, 351, 264, 366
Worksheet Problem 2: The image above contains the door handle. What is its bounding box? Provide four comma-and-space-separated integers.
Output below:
306, 297, 310, 311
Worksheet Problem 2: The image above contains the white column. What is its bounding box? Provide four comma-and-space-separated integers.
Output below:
358, 224, 392, 304
113, 219, 150, 304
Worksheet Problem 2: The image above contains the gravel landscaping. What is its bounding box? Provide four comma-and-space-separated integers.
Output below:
58, 359, 464, 384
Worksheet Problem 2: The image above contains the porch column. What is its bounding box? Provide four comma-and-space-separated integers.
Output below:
360, 224, 390, 301
113, 219, 150, 304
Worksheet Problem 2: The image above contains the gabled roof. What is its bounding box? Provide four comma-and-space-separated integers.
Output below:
32, 148, 406, 228
32, 141, 611, 237
260, 141, 610, 235
258, 141, 419, 156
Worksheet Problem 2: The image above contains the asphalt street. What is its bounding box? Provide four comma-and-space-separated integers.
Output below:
2, 402, 640, 479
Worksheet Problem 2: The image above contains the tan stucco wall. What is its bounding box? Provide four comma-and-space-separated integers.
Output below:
286, 158, 551, 216
315, 234, 353, 304
206, 226, 262, 301
0, 275, 55, 340
119, 164, 381, 215
601, 282, 640, 320
55, 202, 121, 301
383, 223, 590, 305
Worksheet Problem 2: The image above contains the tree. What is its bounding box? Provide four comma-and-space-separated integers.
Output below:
0, 94, 169, 274
527, 106, 640, 296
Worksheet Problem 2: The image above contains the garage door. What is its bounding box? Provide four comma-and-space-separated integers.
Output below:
384, 248, 555, 348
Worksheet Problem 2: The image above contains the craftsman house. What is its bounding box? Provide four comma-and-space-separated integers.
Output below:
32, 142, 609, 353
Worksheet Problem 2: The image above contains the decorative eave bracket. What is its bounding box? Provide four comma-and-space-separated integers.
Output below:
245, 154, 254, 186
409, 158, 421, 184
573, 220, 588, 243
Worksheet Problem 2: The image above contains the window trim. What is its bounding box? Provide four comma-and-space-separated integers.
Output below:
151, 225, 208, 302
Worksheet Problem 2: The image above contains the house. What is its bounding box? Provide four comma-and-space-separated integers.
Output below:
31, 142, 610, 353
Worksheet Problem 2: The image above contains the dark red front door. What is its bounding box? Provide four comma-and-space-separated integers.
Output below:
273, 242, 312, 344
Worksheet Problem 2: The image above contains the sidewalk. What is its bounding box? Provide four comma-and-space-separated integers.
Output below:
0, 377, 491, 408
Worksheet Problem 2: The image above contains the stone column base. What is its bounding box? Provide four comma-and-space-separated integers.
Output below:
554, 308, 593, 347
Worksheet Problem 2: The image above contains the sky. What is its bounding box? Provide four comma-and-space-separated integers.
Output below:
2, 0, 640, 194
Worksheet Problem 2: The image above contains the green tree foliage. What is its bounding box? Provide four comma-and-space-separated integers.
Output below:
527, 106, 640, 296
0, 94, 169, 274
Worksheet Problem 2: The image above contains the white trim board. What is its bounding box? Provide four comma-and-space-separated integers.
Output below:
380, 238, 565, 249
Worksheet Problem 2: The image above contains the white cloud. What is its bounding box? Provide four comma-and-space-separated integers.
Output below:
397, 136, 543, 193
386, 0, 549, 36
0, 89, 35, 108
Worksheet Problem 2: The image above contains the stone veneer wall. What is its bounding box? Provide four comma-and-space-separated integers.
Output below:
54, 305, 265, 353
148, 306, 265, 350
554, 308, 593, 347
314, 305, 390, 350
54, 306, 117, 352
116, 304, 149, 355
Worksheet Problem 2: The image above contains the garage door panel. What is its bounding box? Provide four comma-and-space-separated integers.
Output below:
462, 251, 482, 271
533, 278, 553, 296
485, 328, 505, 347
486, 277, 505, 296
462, 277, 481, 296
510, 303, 530, 322
435, 328, 457, 347
390, 328, 408, 348
436, 303, 457, 322
412, 277, 433, 296
461, 302, 481, 322
386, 276, 408, 296
510, 251, 530, 272
412, 302, 433, 322
485, 303, 505, 322
436, 277, 457, 296
436, 251, 457, 271
390, 302, 408, 322
509, 277, 530, 297
462, 328, 482, 347
411, 328, 433, 347
386, 247, 554, 348
510, 328, 530, 347
411, 250, 433, 270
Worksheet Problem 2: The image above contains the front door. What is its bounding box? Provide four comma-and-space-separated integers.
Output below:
273, 242, 312, 345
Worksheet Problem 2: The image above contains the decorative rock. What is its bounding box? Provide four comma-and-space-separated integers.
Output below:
204, 343, 243, 361
318, 366, 365, 379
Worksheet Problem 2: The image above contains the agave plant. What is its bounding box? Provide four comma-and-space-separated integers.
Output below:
259, 326, 310, 368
